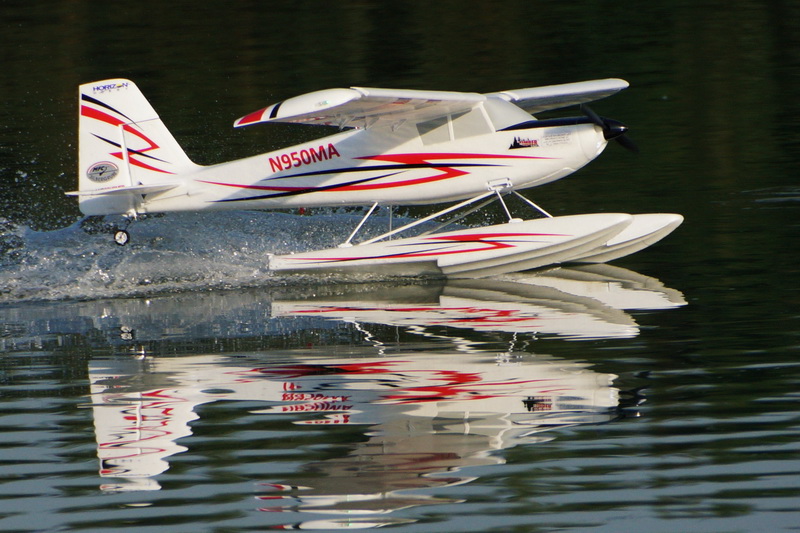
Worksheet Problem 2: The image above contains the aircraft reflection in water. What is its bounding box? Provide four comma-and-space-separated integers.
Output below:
25, 265, 683, 529
92, 351, 617, 519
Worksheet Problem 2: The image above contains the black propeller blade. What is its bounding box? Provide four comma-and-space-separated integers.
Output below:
580, 104, 639, 153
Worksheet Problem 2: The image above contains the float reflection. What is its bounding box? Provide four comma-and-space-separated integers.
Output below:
274, 264, 685, 341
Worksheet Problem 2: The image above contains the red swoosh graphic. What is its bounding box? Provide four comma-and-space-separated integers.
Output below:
288, 232, 567, 263
82, 104, 174, 174
200, 152, 554, 195
341, 152, 554, 191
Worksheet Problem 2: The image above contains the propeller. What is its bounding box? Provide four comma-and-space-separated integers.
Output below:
580, 104, 639, 153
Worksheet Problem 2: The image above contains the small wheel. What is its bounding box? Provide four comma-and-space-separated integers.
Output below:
114, 229, 130, 246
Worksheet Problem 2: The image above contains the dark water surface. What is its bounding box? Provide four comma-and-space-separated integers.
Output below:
2, 1, 799, 531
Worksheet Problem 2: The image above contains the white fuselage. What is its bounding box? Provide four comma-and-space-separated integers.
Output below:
138, 118, 608, 214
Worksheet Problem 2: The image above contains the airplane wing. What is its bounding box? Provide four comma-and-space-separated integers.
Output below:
487, 78, 629, 115
234, 87, 485, 129
233, 78, 628, 129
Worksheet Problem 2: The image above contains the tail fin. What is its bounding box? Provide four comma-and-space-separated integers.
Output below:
72, 79, 199, 216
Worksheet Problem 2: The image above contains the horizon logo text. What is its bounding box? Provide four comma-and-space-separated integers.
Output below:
92, 81, 130, 93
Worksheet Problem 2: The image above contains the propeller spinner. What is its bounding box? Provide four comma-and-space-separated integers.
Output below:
580, 104, 639, 153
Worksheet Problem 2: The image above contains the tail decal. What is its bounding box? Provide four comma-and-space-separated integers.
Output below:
80, 102, 175, 175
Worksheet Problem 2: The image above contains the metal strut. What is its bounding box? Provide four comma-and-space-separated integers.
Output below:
416, 194, 498, 238
358, 191, 496, 246
340, 202, 379, 247
495, 189, 521, 223
337, 189, 554, 249
512, 191, 553, 218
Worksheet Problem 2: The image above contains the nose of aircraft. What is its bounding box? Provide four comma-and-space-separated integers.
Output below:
605, 118, 638, 152
600, 118, 629, 141
579, 123, 610, 160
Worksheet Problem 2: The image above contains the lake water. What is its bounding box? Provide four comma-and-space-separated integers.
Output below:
2, 2, 799, 532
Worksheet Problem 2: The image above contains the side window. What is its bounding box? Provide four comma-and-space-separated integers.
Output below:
451, 109, 492, 139
416, 116, 450, 145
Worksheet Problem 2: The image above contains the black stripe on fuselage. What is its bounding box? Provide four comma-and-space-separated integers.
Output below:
501, 116, 593, 131
213, 172, 400, 202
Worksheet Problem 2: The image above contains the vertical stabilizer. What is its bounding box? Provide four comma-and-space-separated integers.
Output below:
75, 79, 199, 216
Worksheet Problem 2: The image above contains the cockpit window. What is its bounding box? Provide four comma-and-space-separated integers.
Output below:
417, 108, 492, 145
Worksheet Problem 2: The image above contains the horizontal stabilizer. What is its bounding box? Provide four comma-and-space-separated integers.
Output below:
65, 183, 180, 197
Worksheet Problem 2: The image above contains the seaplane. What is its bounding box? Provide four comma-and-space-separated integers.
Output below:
67, 78, 682, 278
